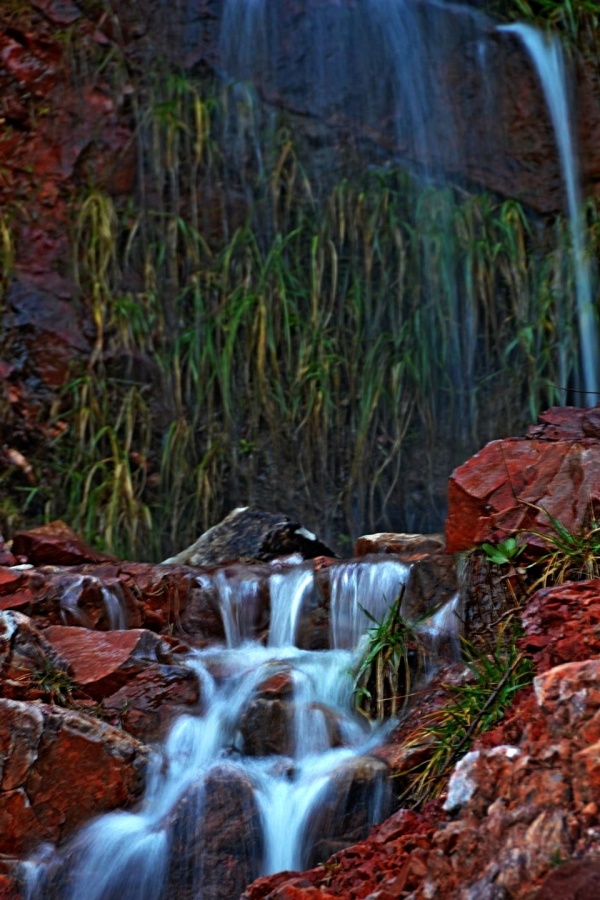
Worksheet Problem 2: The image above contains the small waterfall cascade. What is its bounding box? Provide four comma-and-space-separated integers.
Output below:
268, 565, 316, 648
329, 557, 411, 649
418, 590, 463, 664
58, 574, 126, 630
218, 0, 488, 172
24, 556, 461, 899
213, 567, 264, 646
500, 23, 599, 402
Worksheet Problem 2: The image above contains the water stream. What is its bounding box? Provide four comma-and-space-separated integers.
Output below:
24, 558, 461, 900
500, 23, 599, 402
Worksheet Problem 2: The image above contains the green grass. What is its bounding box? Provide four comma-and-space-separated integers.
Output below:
353, 589, 423, 720
400, 627, 534, 806
525, 505, 600, 588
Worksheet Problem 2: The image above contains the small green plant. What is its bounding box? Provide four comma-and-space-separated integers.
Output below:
400, 624, 534, 806
353, 589, 423, 721
480, 536, 524, 566
33, 659, 75, 706
527, 506, 600, 588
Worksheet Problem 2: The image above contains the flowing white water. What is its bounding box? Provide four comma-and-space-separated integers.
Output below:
329, 557, 410, 649
500, 23, 599, 402
419, 590, 462, 663
26, 561, 416, 899
58, 575, 126, 630
213, 567, 263, 646
268, 565, 315, 648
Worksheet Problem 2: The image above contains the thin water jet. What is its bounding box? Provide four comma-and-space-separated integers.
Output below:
500, 22, 600, 403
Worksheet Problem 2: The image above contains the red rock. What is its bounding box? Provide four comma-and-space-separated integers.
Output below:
0, 610, 70, 702
354, 533, 445, 557
0, 590, 34, 611
42, 626, 163, 687
42, 624, 199, 741
0, 569, 23, 595
446, 410, 600, 553
536, 859, 600, 898
0, 698, 148, 854
11, 520, 117, 566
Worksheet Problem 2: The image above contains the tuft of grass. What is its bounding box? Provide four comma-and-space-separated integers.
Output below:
32, 659, 75, 707
353, 588, 423, 721
526, 505, 600, 589
400, 625, 534, 806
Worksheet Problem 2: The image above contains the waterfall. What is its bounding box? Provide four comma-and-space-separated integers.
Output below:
24, 562, 406, 899
500, 23, 599, 403
268, 565, 316, 648
329, 558, 410, 649
213, 567, 264, 646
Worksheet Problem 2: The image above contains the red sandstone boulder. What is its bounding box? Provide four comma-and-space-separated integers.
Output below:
11, 520, 117, 567
41, 625, 199, 742
0, 567, 34, 614
354, 532, 445, 557
0, 698, 148, 855
446, 406, 600, 553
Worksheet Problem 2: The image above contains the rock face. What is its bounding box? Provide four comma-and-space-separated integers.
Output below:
220, 0, 596, 214
0, 699, 148, 856
445, 406, 600, 554
168, 765, 264, 900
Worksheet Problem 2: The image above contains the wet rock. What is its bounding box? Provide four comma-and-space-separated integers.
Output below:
537, 859, 600, 899
11, 520, 117, 567
0, 610, 71, 702
446, 406, 600, 553
42, 625, 199, 742
163, 508, 335, 567
239, 668, 295, 756
302, 755, 391, 868
3, 280, 90, 391
0, 698, 148, 855
403, 554, 458, 621
10, 566, 139, 631
168, 764, 263, 900
0, 567, 33, 613
354, 532, 445, 557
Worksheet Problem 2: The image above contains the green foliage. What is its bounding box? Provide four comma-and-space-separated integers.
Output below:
527, 506, 600, 588
401, 626, 534, 806
32, 659, 75, 706
480, 536, 524, 565
353, 590, 423, 720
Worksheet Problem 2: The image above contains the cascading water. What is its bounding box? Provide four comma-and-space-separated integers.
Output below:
24, 558, 460, 899
218, 0, 600, 416
500, 23, 599, 403
329, 557, 410, 649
